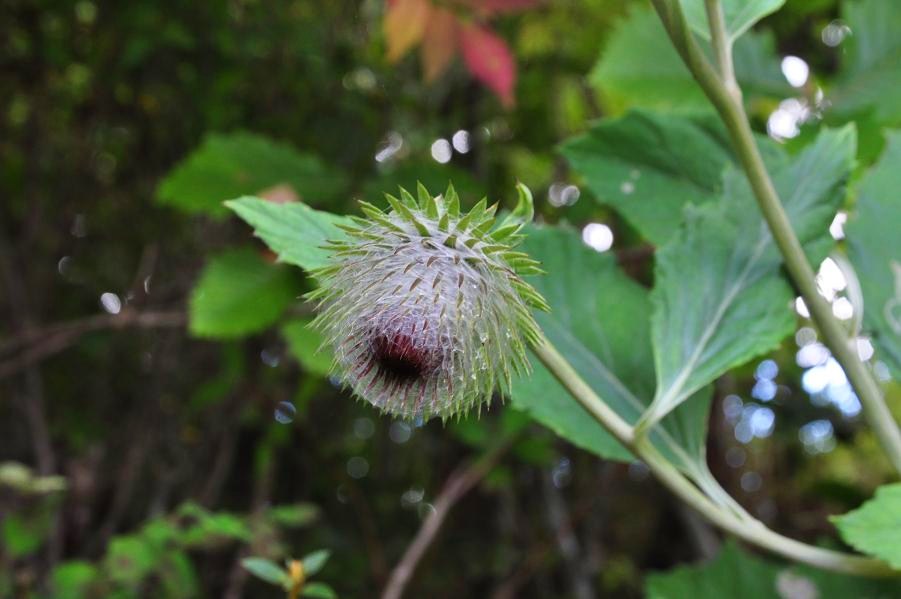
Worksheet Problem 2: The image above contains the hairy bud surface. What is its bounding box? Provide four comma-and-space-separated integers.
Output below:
310, 183, 547, 421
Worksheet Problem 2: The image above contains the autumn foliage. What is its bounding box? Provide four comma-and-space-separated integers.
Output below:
383, 0, 541, 106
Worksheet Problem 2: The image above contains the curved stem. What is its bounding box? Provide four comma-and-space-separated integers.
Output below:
533, 336, 896, 576
649, 0, 901, 475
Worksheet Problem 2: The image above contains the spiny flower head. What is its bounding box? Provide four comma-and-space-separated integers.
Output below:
309, 182, 548, 422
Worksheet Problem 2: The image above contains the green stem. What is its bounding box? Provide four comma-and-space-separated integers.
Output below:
533, 336, 896, 576
649, 0, 901, 475
703, 0, 738, 99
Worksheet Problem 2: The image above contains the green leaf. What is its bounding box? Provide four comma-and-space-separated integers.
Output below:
105, 536, 158, 584
513, 226, 713, 476
781, 563, 901, 598
226, 196, 352, 272
645, 541, 781, 598
51, 561, 98, 599
302, 582, 338, 599
832, 483, 901, 569
679, 0, 785, 44
590, 8, 789, 113
189, 248, 301, 339
644, 127, 855, 429
301, 549, 330, 577
267, 502, 320, 528
1, 513, 49, 558
829, 0, 901, 126
159, 550, 200, 599
177, 504, 252, 546
561, 111, 735, 245
241, 557, 289, 587
157, 132, 347, 218
846, 131, 901, 379
282, 318, 333, 377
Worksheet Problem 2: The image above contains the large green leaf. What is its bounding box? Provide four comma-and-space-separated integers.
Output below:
679, 0, 785, 44
645, 127, 855, 429
832, 483, 901, 569
560, 111, 735, 245
648, 541, 900, 598
784, 563, 901, 598
281, 318, 333, 377
512, 226, 713, 475
158, 132, 348, 217
226, 196, 352, 272
189, 248, 301, 339
590, 8, 789, 113
846, 131, 901, 379
646, 541, 781, 598
829, 0, 901, 126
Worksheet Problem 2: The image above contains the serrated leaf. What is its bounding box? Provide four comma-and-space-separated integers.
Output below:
832, 483, 901, 569
189, 248, 301, 339
644, 127, 856, 430
590, 8, 789, 113
679, 0, 785, 44
301, 549, 330, 577
513, 226, 714, 477
241, 557, 289, 587
829, 0, 901, 125
157, 132, 347, 218
646, 541, 782, 598
846, 131, 901, 379
226, 196, 353, 272
561, 111, 736, 245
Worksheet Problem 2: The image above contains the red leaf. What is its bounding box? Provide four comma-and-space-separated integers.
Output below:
459, 23, 516, 107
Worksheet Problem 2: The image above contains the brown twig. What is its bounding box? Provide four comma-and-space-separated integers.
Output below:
541, 471, 595, 599
0, 309, 185, 380
381, 440, 512, 599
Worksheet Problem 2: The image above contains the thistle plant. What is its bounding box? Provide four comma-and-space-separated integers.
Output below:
308, 183, 548, 421
224, 0, 901, 584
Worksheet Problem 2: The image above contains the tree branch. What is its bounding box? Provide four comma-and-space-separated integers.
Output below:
382, 440, 512, 599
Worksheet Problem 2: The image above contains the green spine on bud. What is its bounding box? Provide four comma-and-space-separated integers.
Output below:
310, 182, 547, 421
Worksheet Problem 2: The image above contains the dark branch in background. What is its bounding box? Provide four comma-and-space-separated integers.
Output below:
541, 470, 595, 599
0, 223, 59, 585
382, 440, 513, 599
0, 309, 186, 380
223, 423, 279, 599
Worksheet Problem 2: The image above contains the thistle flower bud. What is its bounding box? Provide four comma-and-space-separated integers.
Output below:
310, 183, 547, 421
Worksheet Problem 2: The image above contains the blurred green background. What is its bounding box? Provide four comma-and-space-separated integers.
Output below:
1, 0, 899, 597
